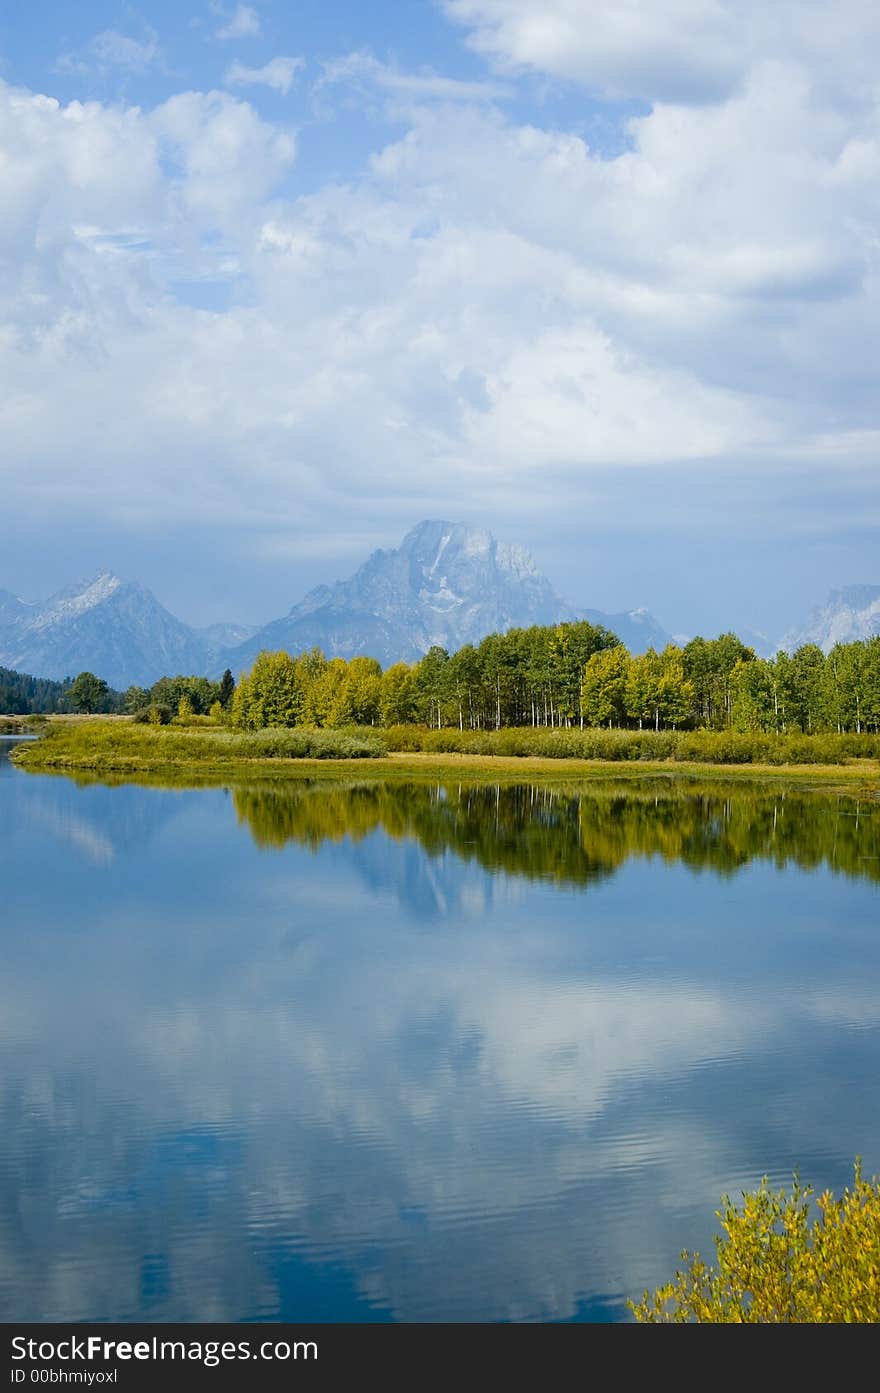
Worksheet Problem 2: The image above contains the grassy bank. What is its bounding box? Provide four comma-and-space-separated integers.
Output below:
381, 723, 880, 764
0, 714, 46, 734
12, 720, 387, 771
10, 719, 880, 791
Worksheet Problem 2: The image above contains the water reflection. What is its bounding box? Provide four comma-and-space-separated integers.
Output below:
231, 778, 880, 886
1, 759, 878, 1322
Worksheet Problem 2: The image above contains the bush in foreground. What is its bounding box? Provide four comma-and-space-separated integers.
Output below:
630, 1164, 880, 1322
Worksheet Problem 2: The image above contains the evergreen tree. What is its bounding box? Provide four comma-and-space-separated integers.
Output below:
218, 669, 235, 709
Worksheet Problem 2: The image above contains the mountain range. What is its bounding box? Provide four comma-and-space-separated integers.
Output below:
0, 522, 875, 689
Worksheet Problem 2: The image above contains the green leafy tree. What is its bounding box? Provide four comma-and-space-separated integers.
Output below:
232, 651, 302, 729
302, 657, 348, 726
657, 645, 694, 729
823, 642, 873, 734
581, 646, 630, 727
327, 656, 382, 726
729, 658, 776, 732
863, 638, 880, 732
625, 649, 664, 730
413, 646, 451, 728
447, 644, 482, 730
123, 685, 150, 714
69, 671, 108, 714
549, 621, 619, 727
631, 1163, 880, 1323
785, 644, 827, 733
379, 662, 416, 726
683, 634, 756, 728
149, 675, 219, 715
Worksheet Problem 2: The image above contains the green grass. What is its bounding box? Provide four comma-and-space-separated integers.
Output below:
12, 720, 387, 770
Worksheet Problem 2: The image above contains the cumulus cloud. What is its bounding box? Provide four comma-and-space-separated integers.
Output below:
225, 56, 304, 95
444, 0, 880, 106
0, 0, 878, 580
213, 3, 262, 41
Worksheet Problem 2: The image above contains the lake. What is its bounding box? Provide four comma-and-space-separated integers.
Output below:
2, 743, 878, 1321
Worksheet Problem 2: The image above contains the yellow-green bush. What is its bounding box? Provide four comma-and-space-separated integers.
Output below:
379, 725, 880, 764
630, 1164, 880, 1322
12, 720, 387, 769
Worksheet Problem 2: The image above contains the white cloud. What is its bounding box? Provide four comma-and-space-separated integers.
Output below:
214, 4, 262, 41
444, 0, 880, 106
0, 0, 878, 555
89, 29, 160, 71
319, 50, 512, 104
56, 27, 160, 76
225, 56, 304, 96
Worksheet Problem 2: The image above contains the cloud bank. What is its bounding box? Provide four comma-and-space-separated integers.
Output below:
0, 1, 877, 622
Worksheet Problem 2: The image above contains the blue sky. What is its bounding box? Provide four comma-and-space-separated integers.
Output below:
0, 1, 877, 640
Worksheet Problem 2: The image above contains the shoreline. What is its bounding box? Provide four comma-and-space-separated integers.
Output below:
11, 742, 880, 793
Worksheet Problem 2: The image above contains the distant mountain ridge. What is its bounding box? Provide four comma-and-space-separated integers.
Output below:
219, 521, 586, 672
0, 524, 672, 687
781, 585, 880, 654
0, 572, 208, 689
6, 524, 872, 689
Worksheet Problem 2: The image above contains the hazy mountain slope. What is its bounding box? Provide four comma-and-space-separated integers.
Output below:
198, 622, 258, 663
781, 585, 880, 654
0, 573, 208, 688
0, 588, 35, 633
579, 607, 671, 653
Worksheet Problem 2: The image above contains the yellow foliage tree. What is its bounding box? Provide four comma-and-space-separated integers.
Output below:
630, 1164, 880, 1322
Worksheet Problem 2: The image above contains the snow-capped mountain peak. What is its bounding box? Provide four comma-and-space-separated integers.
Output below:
28, 572, 124, 633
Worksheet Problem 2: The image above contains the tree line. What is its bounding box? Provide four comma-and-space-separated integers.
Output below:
0, 667, 126, 715
229, 625, 880, 735
8, 623, 880, 735
0, 666, 74, 715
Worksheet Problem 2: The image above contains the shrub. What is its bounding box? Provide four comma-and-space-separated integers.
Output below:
233, 726, 387, 760
377, 725, 880, 765
13, 720, 387, 768
630, 1164, 880, 1322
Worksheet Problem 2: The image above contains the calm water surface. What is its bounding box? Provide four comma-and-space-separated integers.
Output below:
2, 744, 879, 1321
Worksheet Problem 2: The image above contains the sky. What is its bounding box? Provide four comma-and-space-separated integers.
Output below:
0, 1, 877, 641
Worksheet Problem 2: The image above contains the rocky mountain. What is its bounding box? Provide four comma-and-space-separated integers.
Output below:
219, 520, 669, 672
0, 573, 208, 689
220, 521, 571, 671
781, 585, 880, 654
